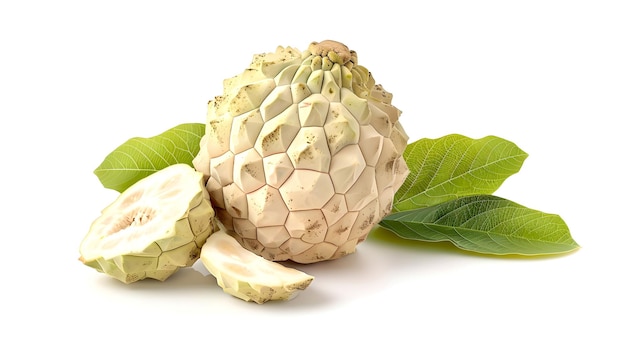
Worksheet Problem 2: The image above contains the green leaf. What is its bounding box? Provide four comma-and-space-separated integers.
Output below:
393, 134, 528, 212
380, 195, 579, 255
94, 123, 205, 192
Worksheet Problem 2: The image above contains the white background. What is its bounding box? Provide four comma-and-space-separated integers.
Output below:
2, 1, 624, 350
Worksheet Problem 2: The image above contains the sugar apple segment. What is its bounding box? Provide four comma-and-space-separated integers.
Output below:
279, 170, 334, 211
222, 183, 248, 219
341, 88, 371, 124
375, 138, 405, 192
321, 71, 341, 101
291, 82, 312, 104
329, 144, 366, 194
233, 218, 256, 240
288, 127, 331, 172
203, 109, 233, 158
79, 164, 217, 283
324, 103, 360, 155
209, 151, 235, 186
321, 194, 349, 226
257, 225, 290, 248
200, 230, 314, 304
298, 94, 329, 127
292, 241, 338, 263
233, 148, 265, 193
393, 157, 410, 193
284, 210, 328, 244
325, 211, 358, 246
345, 166, 378, 211
230, 109, 264, 154
228, 79, 277, 117
390, 122, 410, 153
262, 153, 293, 188
260, 85, 292, 121
306, 70, 324, 94
292, 65, 312, 85
251, 46, 303, 78
275, 65, 300, 86
247, 185, 289, 227
193, 40, 409, 264
254, 105, 300, 157
368, 103, 393, 137
193, 135, 212, 177
358, 125, 384, 166
223, 68, 267, 93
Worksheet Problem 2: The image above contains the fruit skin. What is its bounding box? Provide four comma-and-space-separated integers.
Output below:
79, 164, 218, 283
200, 230, 314, 304
193, 40, 409, 263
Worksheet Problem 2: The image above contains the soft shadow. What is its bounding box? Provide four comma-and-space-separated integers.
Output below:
271, 248, 393, 308
87, 226, 579, 307
92, 266, 220, 294
215, 284, 334, 310
92, 262, 342, 309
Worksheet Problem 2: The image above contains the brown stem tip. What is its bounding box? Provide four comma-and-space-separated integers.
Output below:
308, 40, 352, 64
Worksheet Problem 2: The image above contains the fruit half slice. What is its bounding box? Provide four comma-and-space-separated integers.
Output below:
79, 164, 217, 283
200, 230, 314, 303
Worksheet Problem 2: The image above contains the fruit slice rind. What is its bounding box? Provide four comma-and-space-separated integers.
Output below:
79, 164, 217, 283
200, 230, 314, 303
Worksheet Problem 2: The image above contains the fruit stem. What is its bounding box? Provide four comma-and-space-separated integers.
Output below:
308, 40, 352, 64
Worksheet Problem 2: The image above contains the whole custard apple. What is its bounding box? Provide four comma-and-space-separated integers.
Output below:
193, 40, 409, 263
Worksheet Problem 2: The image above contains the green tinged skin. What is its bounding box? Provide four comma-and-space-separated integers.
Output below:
380, 195, 579, 255
94, 123, 205, 192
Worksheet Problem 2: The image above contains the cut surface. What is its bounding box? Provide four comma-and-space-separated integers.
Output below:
200, 230, 314, 303
79, 164, 217, 283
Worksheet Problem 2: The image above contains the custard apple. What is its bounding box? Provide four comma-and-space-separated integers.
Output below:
193, 40, 409, 263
